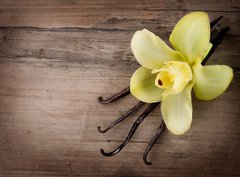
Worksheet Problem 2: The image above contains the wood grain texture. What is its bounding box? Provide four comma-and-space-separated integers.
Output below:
0, 1, 240, 177
0, 0, 240, 35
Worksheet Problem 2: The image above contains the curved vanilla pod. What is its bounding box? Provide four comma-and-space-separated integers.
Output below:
210, 16, 223, 29
98, 86, 130, 104
97, 101, 145, 133
202, 26, 230, 65
143, 22, 230, 165
142, 20, 229, 165
143, 121, 166, 165
100, 102, 159, 156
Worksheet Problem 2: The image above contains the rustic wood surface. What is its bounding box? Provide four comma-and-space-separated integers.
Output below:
0, 1, 240, 177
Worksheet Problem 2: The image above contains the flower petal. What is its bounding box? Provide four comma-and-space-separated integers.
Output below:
192, 62, 233, 100
161, 81, 194, 135
130, 66, 163, 103
131, 29, 183, 70
169, 12, 212, 64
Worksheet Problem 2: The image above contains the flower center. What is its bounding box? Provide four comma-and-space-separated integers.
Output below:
152, 61, 193, 97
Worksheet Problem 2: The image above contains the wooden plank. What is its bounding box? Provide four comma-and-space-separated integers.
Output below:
1, 0, 239, 11
0, 1, 239, 35
0, 28, 239, 68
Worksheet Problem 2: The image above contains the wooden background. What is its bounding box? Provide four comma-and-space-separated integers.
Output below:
0, 0, 240, 177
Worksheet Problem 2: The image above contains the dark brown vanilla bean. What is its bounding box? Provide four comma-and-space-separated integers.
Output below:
100, 102, 159, 156
97, 101, 145, 133
141, 18, 229, 165
98, 86, 130, 104
143, 121, 166, 165
142, 24, 229, 165
210, 16, 223, 29
202, 26, 229, 65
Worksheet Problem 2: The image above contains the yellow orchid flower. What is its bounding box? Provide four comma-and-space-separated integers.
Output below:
130, 12, 233, 135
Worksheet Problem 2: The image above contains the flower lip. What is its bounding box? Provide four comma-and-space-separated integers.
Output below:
153, 61, 193, 97
155, 70, 174, 90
